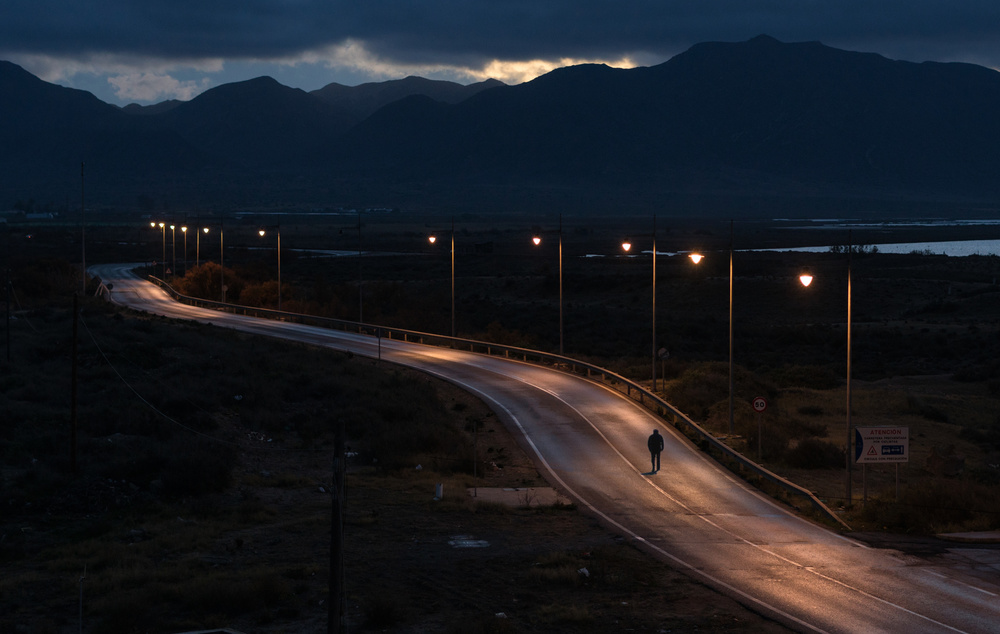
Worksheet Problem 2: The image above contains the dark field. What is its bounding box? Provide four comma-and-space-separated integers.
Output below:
2, 212, 999, 632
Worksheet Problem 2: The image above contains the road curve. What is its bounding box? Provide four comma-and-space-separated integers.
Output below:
91, 263, 1000, 634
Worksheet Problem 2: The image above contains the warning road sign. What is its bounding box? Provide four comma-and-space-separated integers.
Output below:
855, 426, 909, 464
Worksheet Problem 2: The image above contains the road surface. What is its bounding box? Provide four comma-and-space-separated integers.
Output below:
91, 263, 1000, 633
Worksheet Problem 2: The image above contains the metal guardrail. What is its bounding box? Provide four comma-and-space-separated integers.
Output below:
146, 275, 850, 530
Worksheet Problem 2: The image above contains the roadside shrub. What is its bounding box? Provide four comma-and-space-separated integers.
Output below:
784, 438, 844, 469
768, 365, 841, 390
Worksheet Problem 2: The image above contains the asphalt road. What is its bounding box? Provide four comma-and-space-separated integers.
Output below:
91, 263, 1000, 634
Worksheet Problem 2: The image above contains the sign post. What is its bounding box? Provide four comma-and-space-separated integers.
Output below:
751, 397, 767, 461
855, 426, 909, 502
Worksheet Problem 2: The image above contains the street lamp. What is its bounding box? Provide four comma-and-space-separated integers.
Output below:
181, 226, 188, 276
532, 213, 563, 355
258, 226, 282, 312
798, 251, 851, 507
428, 219, 455, 337
169, 224, 176, 278
622, 215, 661, 391
197, 227, 209, 267
155, 222, 166, 279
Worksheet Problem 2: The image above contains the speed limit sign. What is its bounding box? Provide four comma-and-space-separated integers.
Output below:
752, 396, 768, 413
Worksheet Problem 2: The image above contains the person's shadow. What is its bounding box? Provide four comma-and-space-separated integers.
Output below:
644, 469, 658, 476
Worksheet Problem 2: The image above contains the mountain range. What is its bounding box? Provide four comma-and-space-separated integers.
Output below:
3, 35, 1000, 216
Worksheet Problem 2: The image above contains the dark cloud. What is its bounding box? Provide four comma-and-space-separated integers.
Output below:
4, 0, 1000, 68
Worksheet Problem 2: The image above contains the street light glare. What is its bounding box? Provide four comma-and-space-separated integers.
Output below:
259, 229, 266, 237
621, 241, 632, 252
428, 235, 437, 244
799, 274, 814, 287
689, 253, 704, 264
532, 236, 542, 246
181, 226, 187, 232
203, 227, 209, 234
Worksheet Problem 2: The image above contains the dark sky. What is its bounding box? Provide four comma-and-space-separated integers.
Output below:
3, 0, 999, 105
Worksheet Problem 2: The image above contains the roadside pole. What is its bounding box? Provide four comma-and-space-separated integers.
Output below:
329, 419, 346, 633
752, 397, 768, 461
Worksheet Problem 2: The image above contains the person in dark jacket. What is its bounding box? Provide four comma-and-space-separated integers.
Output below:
647, 429, 664, 473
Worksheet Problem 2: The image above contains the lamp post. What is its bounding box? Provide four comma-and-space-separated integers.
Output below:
258, 226, 281, 312
728, 220, 735, 435
197, 227, 208, 267
220, 223, 225, 303
428, 218, 455, 337
798, 250, 851, 506
153, 222, 166, 279
532, 213, 563, 355
622, 215, 660, 391
169, 224, 176, 278
181, 226, 188, 276
358, 210, 363, 323
845, 235, 854, 507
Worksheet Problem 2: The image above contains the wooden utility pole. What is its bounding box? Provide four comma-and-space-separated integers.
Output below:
70, 294, 79, 472
329, 419, 346, 633
81, 162, 86, 295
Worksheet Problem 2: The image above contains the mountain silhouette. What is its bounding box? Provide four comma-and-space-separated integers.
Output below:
311, 76, 504, 119
2, 36, 999, 215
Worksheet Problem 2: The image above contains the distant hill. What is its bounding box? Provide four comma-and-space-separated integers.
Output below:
2, 36, 1000, 215
311, 76, 504, 119
121, 100, 183, 115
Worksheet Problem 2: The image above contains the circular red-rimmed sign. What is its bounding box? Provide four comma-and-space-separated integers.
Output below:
752, 396, 768, 413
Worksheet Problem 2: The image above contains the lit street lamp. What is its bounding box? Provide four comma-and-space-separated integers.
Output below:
258, 226, 282, 312
197, 227, 208, 267
798, 243, 852, 507
532, 213, 563, 354
181, 226, 188, 276
151, 221, 166, 279
428, 219, 455, 337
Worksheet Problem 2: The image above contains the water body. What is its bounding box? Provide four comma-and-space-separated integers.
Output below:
757, 240, 1000, 257
766, 218, 1000, 257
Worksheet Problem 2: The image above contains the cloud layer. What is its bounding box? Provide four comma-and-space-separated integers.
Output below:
4, 0, 1000, 104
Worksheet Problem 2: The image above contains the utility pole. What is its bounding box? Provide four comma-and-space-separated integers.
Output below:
5, 267, 10, 363
80, 162, 86, 295
4, 224, 10, 362
329, 419, 346, 633
70, 294, 79, 472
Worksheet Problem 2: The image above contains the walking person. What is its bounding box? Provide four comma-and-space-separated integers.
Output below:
647, 429, 664, 473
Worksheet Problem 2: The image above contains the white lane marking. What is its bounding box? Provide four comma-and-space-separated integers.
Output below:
926, 570, 999, 597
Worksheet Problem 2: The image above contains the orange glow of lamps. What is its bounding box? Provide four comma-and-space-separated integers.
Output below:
799, 274, 814, 287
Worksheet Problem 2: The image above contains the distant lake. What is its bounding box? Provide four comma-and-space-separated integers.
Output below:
764, 218, 1000, 257
756, 240, 1000, 257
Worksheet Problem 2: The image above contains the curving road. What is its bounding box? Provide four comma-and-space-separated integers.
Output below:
92, 263, 1000, 634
